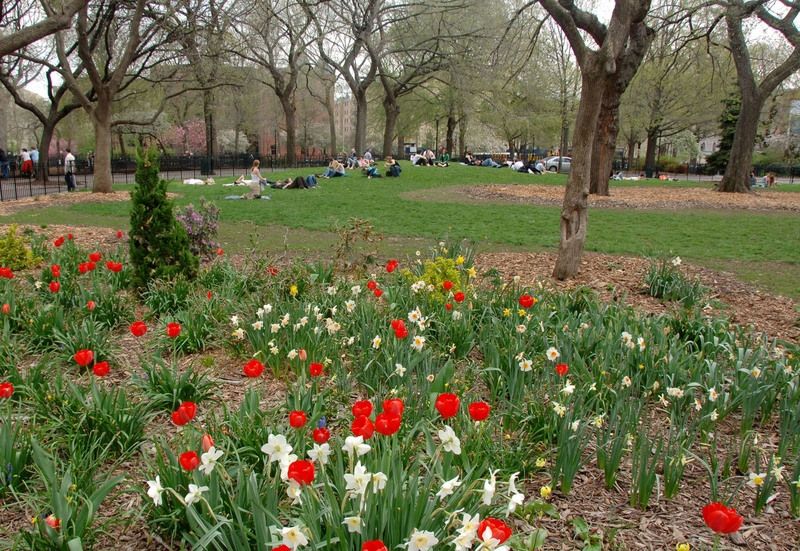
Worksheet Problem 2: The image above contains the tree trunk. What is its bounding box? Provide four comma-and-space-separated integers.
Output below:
234, 126, 240, 153
38, 121, 57, 184
719, 91, 762, 193
553, 67, 605, 280
280, 95, 297, 165
589, 80, 623, 196
445, 112, 456, 155
354, 90, 368, 154
92, 100, 113, 193
382, 96, 399, 157
397, 134, 404, 158
627, 137, 636, 171
326, 86, 336, 155
643, 130, 658, 178
458, 113, 468, 157
203, 89, 216, 166
118, 131, 127, 157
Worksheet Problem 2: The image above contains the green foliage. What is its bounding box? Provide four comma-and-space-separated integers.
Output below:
402, 256, 464, 301
143, 277, 194, 316
129, 148, 198, 290
0, 422, 32, 496
133, 358, 215, 413
706, 93, 740, 174
0, 224, 41, 270
644, 258, 707, 307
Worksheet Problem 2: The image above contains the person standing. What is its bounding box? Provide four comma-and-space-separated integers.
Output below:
30, 146, 39, 178
64, 148, 76, 191
20, 148, 32, 176
0, 149, 8, 178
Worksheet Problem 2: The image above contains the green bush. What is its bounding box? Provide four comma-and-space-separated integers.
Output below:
129, 148, 198, 290
645, 258, 707, 307
0, 224, 40, 270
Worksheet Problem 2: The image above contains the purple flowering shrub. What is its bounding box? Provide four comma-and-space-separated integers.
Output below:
176, 198, 220, 259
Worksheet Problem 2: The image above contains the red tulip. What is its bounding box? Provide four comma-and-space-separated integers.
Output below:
1, 303, 10, 315
352, 400, 373, 418
243, 359, 264, 378
206, 291, 213, 300
351, 415, 374, 439
289, 410, 308, 428
313, 427, 331, 444
73, 349, 94, 367
216, 248, 224, 256
702, 502, 743, 534
201, 434, 215, 452
367, 280, 378, 291
50, 264, 60, 278
478, 517, 512, 543
172, 401, 197, 425
374, 412, 401, 436
116, 230, 124, 239
274, 547, 290, 551
519, 294, 536, 309
555, 363, 569, 377
309, 362, 324, 377
45, 514, 60, 530
179, 451, 200, 471
363, 541, 388, 551
391, 319, 408, 339
385, 259, 398, 273
166, 322, 181, 339
53, 236, 65, 247
0, 382, 14, 399
67, 233, 73, 240
106, 261, 123, 273
89, 252, 102, 262
373, 288, 383, 298
266, 265, 279, 276
445, 302, 453, 311
86, 300, 96, 311
130, 321, 147, 337
49, 281, 60, 293
435, 393, 460, 419
287, 459, 315, 485
79, 262, 95, 274
453, 291, 465, 303
92, 361, 110, 377
442, 280, 453, 291
0, 267, 13, 279
468, 401, 491, 421
383, 398, 404, 417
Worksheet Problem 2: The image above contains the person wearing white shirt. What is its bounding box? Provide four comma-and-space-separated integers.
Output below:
64, 149, 76, 191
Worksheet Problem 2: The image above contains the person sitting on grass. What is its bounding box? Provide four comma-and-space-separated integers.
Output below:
410, 152, 424, 166
436, 147, 450, 167
322, 159, 346, 178
346, 148, 358, 169
481, 157, 502, 168
385, 156, 401, 177
364, 164, 381, 179
424, 148, 436, 166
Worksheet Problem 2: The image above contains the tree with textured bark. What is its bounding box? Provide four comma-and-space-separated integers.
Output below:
0, 33, 84, 183
534, 0, 654, 279
232, 0, 313, 164
0, 0, 87, 57
716, 0, 800, 192
54, 0, 174, 193
308, 0, 381, 154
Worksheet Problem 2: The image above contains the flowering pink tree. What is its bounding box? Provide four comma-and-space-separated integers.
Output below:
162, 119, 207, 154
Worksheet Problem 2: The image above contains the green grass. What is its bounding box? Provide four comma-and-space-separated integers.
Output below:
3, 163, 799, 298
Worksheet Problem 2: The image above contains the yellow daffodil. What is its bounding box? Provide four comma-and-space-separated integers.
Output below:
676, 544, 690, 551
466, 267, 476, 278
540, 485, 552, 500
535, 457, 547, 468
289, 284, 298, 297
455, 255, 465, 265
502, 308, 511, 317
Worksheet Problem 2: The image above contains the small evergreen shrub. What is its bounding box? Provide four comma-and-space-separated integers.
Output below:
0, 224, 40, 270
176, 198, 220, 259
129, 149, 198, 290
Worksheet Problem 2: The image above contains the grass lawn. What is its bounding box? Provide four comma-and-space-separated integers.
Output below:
2, 163, 799, 298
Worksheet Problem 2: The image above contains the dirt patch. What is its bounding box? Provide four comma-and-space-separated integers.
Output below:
476, 251, 799, 343
0, 190, 179, 217
461, 184, 800, 212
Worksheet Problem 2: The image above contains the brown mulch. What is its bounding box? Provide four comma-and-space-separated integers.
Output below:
462, 184, 800, 211
0, 190, 180, 217
476, 251, 799, 343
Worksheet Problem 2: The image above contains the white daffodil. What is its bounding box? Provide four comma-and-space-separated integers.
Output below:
621, 376, 632, 387
251, 320, 263, 331
342, 516, 362, 533
408, 307, 422, 323
146, 476, 164, 506
394, 363, 407, 377
515, 324, 526, 334
184, 483, 208, 506
748, 472, 767, 488
518, 358, 532, 372
460, 512, 480, 536
229, 315, 239, 327
286, 480, 302, 504
232, 328, 245, 340
307, 443, 331, 465
262, 304, 273, 315
482, 470, 497, 505
667, 387, 684, 399
345, 299, 356, 313
406, 528, 439, 551
438, 425, 462, 455
561, 380, 575, 395
327, 286, 337, 296
344, 461, 372, 497
708, 387, 718, 402
270, 323, 281, 333
371, 471, 388, 493
351, 285, 361, 295
411, 335, 426, 351
261, 434, 293, 464
280, 525, 309, 549
343, 435, 371, 457
672, 256, 682, 267
546, 347, 560, 361
199, 446, 224, 476
436, 475, 462, 500
372, 335, 382, 349
570, 420, 580, 432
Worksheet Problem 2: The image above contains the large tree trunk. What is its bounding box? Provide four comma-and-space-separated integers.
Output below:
382, 96, 399, 157
38, 121, 57, 184
445, 112, 456, 155
203, 89, 216, 167
643, 130, 658, 178
280, 95, 297, 165
627, 137, 637, 171
589, 80, 623, 196
354, 90, 368, 154
92, 99, 113, 193
719, 90, 762, 193
458, 112, 468, 157
325, 85, 336, 155
553, 68, 605, 280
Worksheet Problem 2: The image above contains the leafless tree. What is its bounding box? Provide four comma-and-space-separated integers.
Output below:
0, 0, 87, 57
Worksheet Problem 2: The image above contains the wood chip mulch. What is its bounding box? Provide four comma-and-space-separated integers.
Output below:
462, 184, 800, 212
476, 251, 799, 343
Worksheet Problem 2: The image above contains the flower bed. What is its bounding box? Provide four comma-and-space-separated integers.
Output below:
0, 236, 798, 549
